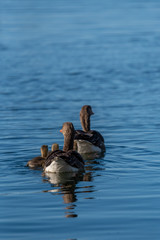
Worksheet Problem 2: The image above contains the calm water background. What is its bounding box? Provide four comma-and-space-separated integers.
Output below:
1, 0, 160, 239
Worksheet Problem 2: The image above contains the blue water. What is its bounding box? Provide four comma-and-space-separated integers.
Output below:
1, 0, 160, 239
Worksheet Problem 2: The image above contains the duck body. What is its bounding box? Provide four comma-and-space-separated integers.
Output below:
44, 171, 80, 185
74, 130, 105, 153
45, 149, 84, 173
27, 156, 45, 168
74, 105, 105, 154
27, 145, 48, 168
44, 122, 85, 173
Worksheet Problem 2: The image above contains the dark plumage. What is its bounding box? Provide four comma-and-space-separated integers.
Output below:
45, 149, 84, 169
44, 122, 84, 172
74, 105, 105, 153
75, 129, 105, 150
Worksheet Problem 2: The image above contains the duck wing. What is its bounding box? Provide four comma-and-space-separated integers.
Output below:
60, 150, 84, 170
27, 156, 44, 167
45, 149, 84, 170
89, 130, 105, 145
75, 130, 92, 138
45, 150, 65, 167
67, 150, 85, 164
75, 129, 104, 148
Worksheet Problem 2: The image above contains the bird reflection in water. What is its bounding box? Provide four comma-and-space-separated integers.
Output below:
81, 151, 105, 161
43, 153, 105, 218
43, 171, 83, 218
82, 152, 106, 173
43, 170, 94, 218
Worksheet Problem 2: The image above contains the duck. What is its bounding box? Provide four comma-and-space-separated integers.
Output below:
44, 122, 85, 173
27, 145, 48, 168
74, 105, 105, 154
47, 143, 59, 156
51, 143, 59, 151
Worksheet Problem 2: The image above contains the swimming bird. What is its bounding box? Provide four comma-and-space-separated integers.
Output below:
47, 143, 59, 156
74, 105, 105, 154
51, 143, 59, 151
44, 122, 85, 173
27, 145, 48, 168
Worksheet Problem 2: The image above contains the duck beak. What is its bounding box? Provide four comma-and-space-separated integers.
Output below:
60, 129, 63, 133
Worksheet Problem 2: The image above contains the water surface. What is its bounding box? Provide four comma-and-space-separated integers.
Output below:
1, 0, 160, 239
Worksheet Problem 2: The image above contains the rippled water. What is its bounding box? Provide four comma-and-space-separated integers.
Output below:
1, 0, 160, 239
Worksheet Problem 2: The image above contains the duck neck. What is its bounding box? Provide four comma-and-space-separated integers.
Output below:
41, 148, 48, 158
51, 143, 59, 151
63, 133, 74, 151
81, 114, 91, 132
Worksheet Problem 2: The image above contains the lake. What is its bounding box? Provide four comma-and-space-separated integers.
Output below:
1, 0, 160, 239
